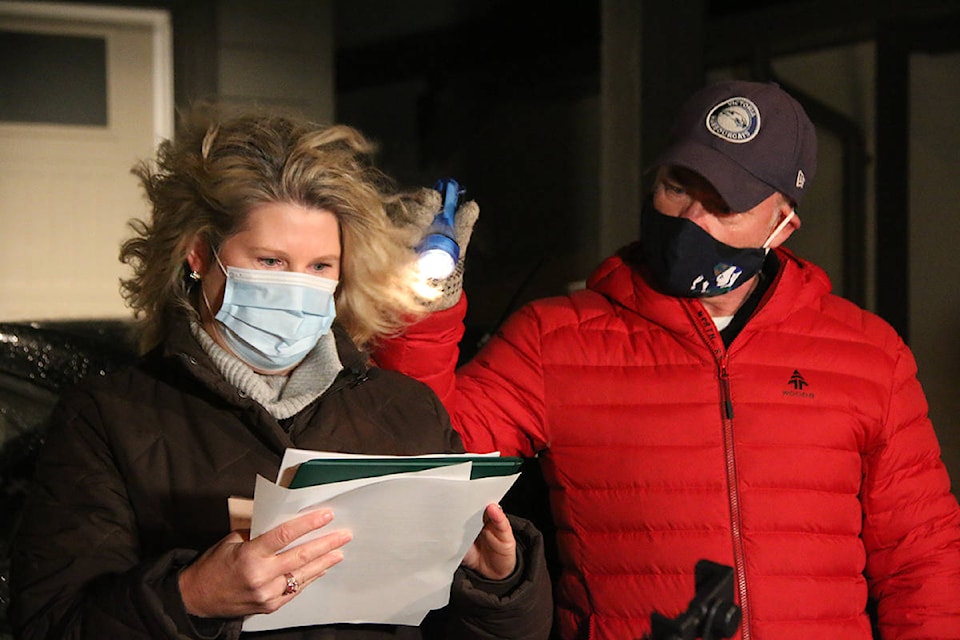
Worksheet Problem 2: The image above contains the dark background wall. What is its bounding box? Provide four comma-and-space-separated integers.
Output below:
5, 0, 960, 485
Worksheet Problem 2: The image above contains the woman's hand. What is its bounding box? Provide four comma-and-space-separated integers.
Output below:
461, 503, 517, 580
179, 508, 352, 618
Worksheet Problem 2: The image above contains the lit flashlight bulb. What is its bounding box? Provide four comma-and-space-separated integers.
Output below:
416, 178, 462, 280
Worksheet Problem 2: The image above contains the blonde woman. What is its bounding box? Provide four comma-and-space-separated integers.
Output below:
10, 106, 552, 640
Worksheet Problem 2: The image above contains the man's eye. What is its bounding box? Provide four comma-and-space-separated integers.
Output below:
661, 182, 685, 195
707, 199, 733, 215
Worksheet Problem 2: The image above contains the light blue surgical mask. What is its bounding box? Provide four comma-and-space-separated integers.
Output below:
208, 256, 338, 373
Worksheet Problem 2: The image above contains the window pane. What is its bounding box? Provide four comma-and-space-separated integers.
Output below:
0, 29, 107, 126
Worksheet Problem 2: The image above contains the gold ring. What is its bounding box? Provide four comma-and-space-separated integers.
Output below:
282, 572, 300, 596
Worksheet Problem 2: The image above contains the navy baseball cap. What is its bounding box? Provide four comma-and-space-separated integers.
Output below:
653, 80, 818, 212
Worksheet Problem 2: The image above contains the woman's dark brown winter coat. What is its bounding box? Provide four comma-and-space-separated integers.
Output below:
9, 317, 552, 640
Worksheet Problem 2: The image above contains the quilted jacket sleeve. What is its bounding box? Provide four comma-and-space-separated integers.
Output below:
373, 295, 469, 404
374, 294, 549, 457
9, 389, 233, 640
860, 338, 960, 639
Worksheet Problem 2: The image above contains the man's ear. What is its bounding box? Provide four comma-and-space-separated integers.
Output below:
186, 235, 210, 275
765, 205, 801, 249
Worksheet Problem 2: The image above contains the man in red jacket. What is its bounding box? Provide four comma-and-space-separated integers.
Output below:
379, 80, 960, 639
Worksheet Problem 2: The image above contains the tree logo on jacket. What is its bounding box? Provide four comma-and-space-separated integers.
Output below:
783, 369, 814, 399
788, 370, 807, 390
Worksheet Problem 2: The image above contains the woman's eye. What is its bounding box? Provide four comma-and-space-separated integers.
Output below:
258, 257, 283, 268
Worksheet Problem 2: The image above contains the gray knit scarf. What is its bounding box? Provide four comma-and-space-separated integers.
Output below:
190, 320, 343, 420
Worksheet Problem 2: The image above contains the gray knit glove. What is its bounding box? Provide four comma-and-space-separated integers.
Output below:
392, 186, 479, 310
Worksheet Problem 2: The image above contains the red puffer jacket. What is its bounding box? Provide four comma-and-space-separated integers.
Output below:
376, 245, 960, 640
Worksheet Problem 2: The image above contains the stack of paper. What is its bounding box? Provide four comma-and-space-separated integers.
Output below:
240, 449, 522, 632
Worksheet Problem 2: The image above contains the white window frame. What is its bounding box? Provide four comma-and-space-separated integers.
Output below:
0, 0, 173, 144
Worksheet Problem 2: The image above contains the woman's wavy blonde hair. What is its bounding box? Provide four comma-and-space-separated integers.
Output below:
120, 104, 426, 353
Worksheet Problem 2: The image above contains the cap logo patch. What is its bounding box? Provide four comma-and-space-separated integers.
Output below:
705, 96, 760, 144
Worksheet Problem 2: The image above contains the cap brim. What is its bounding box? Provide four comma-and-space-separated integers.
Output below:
653, 141, 776, 212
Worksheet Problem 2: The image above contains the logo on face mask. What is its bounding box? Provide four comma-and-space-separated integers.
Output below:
690, 264, 745, 295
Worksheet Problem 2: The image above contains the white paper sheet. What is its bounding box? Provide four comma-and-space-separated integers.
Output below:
241, 458, 519, 632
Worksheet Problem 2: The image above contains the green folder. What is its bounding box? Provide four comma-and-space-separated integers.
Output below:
288, 456, 523, 489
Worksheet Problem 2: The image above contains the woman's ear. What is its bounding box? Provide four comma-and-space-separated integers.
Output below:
186, 235, 210, 275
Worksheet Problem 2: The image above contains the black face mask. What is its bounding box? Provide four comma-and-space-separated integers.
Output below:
640, 199, 767, 298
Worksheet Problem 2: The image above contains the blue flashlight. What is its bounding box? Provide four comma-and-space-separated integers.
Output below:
416, 178, 463, 280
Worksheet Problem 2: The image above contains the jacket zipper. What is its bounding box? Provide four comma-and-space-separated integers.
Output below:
719, 359, 750, 640
687, 303, 751, 640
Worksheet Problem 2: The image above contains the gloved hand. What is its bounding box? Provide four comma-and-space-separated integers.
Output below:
390, 186, 479, 310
